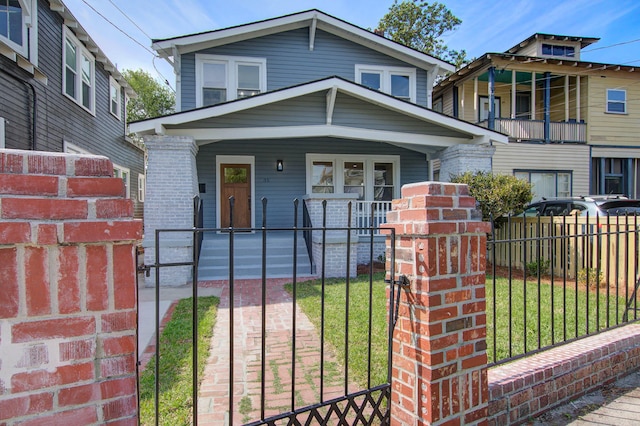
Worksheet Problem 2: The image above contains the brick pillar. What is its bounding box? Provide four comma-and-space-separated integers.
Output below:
385, 182, 490, 425
0, 149, 142, 424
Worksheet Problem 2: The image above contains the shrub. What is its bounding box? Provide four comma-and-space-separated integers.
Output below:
577, 268, 605, 287
525, 259, 550, 277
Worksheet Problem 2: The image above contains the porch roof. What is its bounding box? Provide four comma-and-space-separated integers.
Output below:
129, 76, 507, 154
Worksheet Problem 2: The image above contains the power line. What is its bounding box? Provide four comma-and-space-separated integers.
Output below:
582, 37, 640, 53
106, 0, 152, 40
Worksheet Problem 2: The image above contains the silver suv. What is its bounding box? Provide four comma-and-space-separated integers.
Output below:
523, 195, 640, 217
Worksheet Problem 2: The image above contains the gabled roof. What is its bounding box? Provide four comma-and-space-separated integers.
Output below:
130, 76, 506, 150
505, 33, 600, 55
151, 9, 454, 74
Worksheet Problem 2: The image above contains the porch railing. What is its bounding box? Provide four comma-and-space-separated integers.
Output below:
478, 118, 587, 143
355, 201, 392, 236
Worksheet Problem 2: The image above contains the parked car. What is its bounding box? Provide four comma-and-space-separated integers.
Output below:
522, 195, 640, 217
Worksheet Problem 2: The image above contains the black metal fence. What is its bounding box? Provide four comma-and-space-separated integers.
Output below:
140, 198, 398, 425
487, 213, 640, 366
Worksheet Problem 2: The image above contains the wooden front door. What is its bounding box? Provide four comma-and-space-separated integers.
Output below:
220, 164, 251, 228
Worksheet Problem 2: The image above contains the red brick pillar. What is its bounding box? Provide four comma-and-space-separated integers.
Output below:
385, 182, 490, 425
0, 150, 142, 424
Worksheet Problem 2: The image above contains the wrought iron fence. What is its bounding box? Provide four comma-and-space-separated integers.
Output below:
487, 213, 640, 366
141, 197, 398, 425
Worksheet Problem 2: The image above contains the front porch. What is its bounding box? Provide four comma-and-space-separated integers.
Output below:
477, 117, 586, 143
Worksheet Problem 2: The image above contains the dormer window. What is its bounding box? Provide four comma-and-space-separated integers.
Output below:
355, 65, 416, 102
541, 43, 575, 58
195, 54, 266, 107
0, 0, 36, 58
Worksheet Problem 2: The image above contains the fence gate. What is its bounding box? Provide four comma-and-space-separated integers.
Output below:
138, 197, 399, 425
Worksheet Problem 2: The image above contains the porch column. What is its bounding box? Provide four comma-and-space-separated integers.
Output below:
531, 72, 536, 120
435, 144, 496, 182
143, 135, 199, 287
544, 71, 551, 143
303, 194, 359, 278
488, 67, 495, 130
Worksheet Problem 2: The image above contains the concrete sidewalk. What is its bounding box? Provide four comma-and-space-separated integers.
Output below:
137, 284, 222, 358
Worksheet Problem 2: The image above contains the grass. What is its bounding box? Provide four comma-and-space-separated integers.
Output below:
285, 272, 389, 388
139, 296, 219, 426
288, 273, 633, 383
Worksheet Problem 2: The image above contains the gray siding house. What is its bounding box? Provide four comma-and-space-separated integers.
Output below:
0, 0, 145, 217
129, 10, 507, 284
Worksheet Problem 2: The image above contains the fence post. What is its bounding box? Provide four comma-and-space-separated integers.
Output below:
0, 149, 142, 424
385, 182, 490, 425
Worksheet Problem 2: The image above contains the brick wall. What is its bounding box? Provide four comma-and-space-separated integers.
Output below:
384, 182, 490, 425
0, 149, 142, 424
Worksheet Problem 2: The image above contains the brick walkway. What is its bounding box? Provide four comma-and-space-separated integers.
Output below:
196, 278, 356, 425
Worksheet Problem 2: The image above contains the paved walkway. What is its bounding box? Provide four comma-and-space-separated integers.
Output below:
196, 278, 357, 425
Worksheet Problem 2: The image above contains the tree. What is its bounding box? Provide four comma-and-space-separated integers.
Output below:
122, 69, 175, 122
378, 0, 468, 67
450, 171, 533, 226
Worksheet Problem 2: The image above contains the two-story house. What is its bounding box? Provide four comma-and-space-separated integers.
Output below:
129, 10, 507, 284
433, 33, 640, 201
0, 0, 145, 216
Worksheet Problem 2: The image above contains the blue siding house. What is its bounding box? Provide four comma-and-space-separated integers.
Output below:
0, 0, 145, 217
129, 10, 507, 284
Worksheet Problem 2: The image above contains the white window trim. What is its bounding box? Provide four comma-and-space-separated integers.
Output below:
138, 174, 146, 202
109, 76, 121, 120
0, 0, 36, 60
113, 164, 131, 199
355, 64, 417, 103
305, 153, 400, 200
0, 117, 5, 149
606, 88, 627, 114
215, 155, 255, 230
62, 26, 95, 115
195, 54, 267, 107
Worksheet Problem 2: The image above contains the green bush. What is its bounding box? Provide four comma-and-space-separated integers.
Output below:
450, 171, 533, 226
525, 259, 550, 277
577, 268, 605, 287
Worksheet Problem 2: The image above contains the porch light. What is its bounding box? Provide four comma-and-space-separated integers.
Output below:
276, 159, 284, 172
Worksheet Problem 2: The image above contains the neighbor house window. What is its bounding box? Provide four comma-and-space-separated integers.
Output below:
195, 54, 266, 107
63, 27, 95, 114
307, 154, 399, 201
109, 76, 121, 119
113, 165, 130, 199
0, 0, 36, 57
515, 170, 571, 200
138, 174, 146, 202
433, 97, 443, 113
355, 65, 416, 102
606, 89, 626, 114
541, 44, 575, 58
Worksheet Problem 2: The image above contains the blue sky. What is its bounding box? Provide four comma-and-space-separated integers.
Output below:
63, 0, 640, 88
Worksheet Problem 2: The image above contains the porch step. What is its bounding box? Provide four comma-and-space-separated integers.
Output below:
197, 233, 315, 280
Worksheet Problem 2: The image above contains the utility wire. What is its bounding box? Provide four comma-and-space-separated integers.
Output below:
106, 0, 152, 40
582, 37, 640, 53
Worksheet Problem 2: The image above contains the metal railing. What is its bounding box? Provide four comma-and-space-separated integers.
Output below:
487, 213, 640, 367
355, 201, 392, 236
302, 199, 314, 273
477, 118, 587, 143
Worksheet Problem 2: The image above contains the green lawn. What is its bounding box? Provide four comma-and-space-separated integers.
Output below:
139, 296, 219, 426
288, 274, 632, 386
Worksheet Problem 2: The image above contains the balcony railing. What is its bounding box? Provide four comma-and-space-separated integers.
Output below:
478, 118, 586, 143
355, 201, 392, 236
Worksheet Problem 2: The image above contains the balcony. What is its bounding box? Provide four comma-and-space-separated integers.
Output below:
478, 118, 586, 143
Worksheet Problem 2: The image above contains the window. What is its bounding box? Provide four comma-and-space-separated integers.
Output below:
113, 165, 130, 199
0, 117, 5, 149
109, 77, 121, 119
433, 97, 443, 113
138, 174, 145, 202
0, 0, 35, 57
606, 89, 626, 114
63, 27, 95, 114
355, 65, 416, 102
515, 170, 572, 200
307, 154, 400, 200
541, 44, 575, 58
478, 96, 501, 122
195, 54, 266, 107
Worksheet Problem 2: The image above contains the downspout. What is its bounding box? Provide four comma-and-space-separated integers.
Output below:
0, 67, 38, 150
544, 71, 551, 143
488, 66, 495, 130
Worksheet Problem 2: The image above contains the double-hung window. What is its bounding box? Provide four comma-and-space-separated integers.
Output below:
0, 0, 36, 58
307, 154, 399, 201
606, 89, 626, 114
355, 65, 416, 102
63, 27, 95, 114
109, 77, 121, 120
196, 54, 266, 107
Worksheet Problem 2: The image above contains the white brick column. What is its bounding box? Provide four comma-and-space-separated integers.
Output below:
143, 135, 198, 287
436, 145, 496, 182
304, 194, 359, 278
